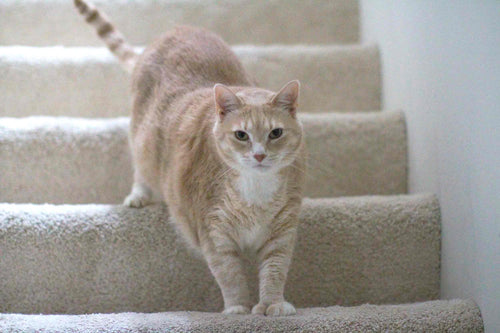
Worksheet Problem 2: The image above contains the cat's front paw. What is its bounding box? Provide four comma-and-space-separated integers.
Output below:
123, 183, 153, 208
123, 192, 152, 208
222, 305, 250, 314
252, 301, 296, 316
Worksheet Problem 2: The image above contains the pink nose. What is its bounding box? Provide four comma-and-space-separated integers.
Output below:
254, 154, 266, 162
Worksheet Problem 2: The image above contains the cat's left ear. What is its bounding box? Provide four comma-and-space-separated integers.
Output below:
214, 84, 242, 121
271, 80, 300, 117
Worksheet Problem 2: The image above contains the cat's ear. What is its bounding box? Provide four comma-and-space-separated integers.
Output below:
214, 84, 242, 120
271, 80, 300, 117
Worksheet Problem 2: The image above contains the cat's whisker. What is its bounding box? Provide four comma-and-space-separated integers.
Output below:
280, 149, 345, 179
286, 163, 307, 175
212, 167, 234, 184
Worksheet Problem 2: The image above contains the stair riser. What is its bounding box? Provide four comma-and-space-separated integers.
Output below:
0, 0, 359, 46
0, 112, 407, 204
0, 46, 381, 117
0, 195, 440, 313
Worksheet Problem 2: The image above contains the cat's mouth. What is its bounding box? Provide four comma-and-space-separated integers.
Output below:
252, 164, 272, 171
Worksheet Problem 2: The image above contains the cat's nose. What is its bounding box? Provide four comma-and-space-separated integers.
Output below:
253, 154, 267, 163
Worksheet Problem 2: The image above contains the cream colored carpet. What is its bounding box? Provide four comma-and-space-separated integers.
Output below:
0, 0, 359, 46
0, 0, 484, 330
0, 300, 483, 333
0, 45, 380, 117
1, 195, 439, 313
0, 112, 406, 204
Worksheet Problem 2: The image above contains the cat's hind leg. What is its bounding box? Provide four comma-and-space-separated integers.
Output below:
123, 170, 154, 208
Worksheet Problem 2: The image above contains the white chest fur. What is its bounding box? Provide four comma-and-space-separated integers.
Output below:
236, 171, 281, 207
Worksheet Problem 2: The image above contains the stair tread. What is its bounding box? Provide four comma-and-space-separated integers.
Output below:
0, 45, 381, 117
0, 194, 440, 313
0, 112, 407, 203
0, 300, 482, 332
0, 0, 359, 46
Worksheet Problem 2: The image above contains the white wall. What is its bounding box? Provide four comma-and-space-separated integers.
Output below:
360, 1, 500, 331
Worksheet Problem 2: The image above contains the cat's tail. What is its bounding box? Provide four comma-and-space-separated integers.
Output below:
74, 0, 138, 73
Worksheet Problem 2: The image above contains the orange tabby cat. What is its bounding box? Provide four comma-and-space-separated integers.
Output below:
75, 0, 306, 316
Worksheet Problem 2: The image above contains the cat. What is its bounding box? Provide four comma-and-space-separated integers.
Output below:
74, 0, 306, 316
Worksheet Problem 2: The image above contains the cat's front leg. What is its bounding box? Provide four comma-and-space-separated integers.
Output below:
123, 170, 153, 208
202, 241, 251, 314
252, 228, 297, 316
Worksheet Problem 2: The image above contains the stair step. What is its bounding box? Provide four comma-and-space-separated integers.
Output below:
0, 300, 482, 332
301, 111, 407, 197
0, 0, 359, 46
0, 45, 381, 117
0, 194, 440, 314
0, 112, 407, 204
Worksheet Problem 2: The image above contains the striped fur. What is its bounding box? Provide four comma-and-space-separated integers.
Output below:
74, 0, 137, 73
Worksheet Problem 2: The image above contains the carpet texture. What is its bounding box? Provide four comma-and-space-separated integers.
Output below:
0, 45, 380, 117
0, 0, 359, 46
0, 195, 440, 314
0, 300, 483, 333
0, 112, 406, 204
0, 0, 486, 331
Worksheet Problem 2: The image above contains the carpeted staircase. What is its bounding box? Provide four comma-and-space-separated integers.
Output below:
0, 0, 483, 332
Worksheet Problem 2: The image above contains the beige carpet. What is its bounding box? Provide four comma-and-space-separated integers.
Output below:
0, 112, 406, 204
0, 0, 485, 330
0, 300, 483, 333
0, 195, 439, 314
0, 45, 380, 117
0, 0, 359, 46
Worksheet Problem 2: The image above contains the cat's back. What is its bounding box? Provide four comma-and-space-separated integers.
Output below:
130, 26, 252, 136
133, 26, 250, 108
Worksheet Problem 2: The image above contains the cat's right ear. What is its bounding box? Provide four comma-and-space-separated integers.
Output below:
214, 84, 242, 121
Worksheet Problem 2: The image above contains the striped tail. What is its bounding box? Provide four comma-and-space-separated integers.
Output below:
74, 0, 138, 73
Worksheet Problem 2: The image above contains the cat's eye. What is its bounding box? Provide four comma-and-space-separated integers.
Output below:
234, 130, 249, 141
269, 128, 283, 140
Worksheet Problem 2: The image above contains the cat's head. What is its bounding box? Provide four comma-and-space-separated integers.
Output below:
212, 80, 303, 174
